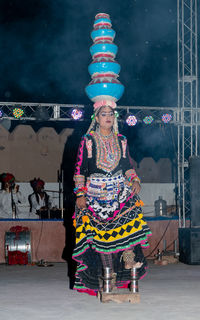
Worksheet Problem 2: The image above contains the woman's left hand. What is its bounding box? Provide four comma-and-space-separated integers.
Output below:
131, 181, 141, 194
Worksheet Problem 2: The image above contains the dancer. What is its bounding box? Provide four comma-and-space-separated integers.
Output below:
72, 13, 151, 295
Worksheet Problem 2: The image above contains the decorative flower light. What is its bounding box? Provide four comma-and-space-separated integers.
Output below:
13, 108, 24, 119
70, 108, 83, 120
126, 115, 137, 126
162, 113, 172, 123
143, 115, 154, 124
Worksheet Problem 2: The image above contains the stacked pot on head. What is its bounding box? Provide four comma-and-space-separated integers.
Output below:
85, 13, 124, 104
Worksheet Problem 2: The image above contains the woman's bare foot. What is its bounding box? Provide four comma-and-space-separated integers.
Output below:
124, 261, 143, 269
132, 261, 143, 269
121, 250, 143, 269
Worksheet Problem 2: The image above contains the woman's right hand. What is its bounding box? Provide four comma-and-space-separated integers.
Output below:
76, 196, 87, 209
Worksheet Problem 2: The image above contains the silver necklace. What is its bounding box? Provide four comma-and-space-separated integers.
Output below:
98, 132, 115, 163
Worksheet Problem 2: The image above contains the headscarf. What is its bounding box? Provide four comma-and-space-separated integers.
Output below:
0, 173, 15, 184
30, 178, 45, 189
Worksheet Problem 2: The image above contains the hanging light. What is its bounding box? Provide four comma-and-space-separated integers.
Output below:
13, 107, 24, 119
162, 113, 172, 123
143, 115, 154, 124
70, 108, 83, 120
125, 114, 137, 126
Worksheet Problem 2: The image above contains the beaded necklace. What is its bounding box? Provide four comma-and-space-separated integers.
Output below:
93, 131, 121, 172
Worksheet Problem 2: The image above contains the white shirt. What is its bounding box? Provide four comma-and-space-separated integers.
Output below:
0, 189, 25, 219
29, 192, 54, 218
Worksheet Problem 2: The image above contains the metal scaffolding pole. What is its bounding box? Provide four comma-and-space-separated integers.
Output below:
177, 0, 198, 227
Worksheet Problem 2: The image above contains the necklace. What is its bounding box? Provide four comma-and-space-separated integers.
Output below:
98, 132, 115, 163
93, 130, 121, 172
99, 130, 113, 139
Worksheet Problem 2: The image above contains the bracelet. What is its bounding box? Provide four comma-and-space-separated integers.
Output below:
76, 191, 85, 198
129, 177, 141, 186
76, 194, 85, 198
74, 186, 88, 195
133, 177, 141, 183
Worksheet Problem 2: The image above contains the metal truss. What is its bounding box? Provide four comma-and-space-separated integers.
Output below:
0, 102, 86, 121
0, 101, 179, 123
1, 101, 200, 125
177, 0, 198, 227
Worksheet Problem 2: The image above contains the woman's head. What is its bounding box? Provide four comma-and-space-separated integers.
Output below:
86, 100, 119, 134
95, 106, 115, 131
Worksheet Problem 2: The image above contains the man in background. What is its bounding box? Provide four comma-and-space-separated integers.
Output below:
28, 178, 54, 219
0, 173, 25, 219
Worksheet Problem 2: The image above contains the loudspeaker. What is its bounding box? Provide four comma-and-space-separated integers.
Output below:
189, 156, 200, 226
179, 228, 200, 264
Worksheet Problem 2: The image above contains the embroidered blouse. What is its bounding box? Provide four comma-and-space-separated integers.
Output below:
74, 131, 140, 193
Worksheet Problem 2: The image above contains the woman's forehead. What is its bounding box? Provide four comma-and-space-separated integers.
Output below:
99, 106, 113, 112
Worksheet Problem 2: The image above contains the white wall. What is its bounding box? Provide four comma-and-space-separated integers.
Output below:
1, 182, 176, 219
140, 183, 176, 216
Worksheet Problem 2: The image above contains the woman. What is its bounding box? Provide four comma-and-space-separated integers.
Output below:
72, 101, 152, 295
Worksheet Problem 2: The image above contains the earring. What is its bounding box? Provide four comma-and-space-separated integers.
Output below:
96, 122, 100, 133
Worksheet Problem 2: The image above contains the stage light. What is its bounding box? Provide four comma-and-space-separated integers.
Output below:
162, 113, 172, 123
143, 115, 154, 124
70, 108, 83, 120
13, 107, 24, 119
34, 105, 50, 121
125, 114, 137, 126
0, 109, 3, 118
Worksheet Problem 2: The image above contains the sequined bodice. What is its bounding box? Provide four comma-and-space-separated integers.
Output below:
92, 131, 121, 172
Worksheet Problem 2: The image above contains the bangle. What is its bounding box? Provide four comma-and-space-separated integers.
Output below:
129, 177, 141, 186
133, 177, 141, 183
74, 186, 87, 195
76, 192, 85, 198
76, 194, 85, 198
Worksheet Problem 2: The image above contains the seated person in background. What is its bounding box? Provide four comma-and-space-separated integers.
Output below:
0, 173, 25, 219
28, 178, 54, 219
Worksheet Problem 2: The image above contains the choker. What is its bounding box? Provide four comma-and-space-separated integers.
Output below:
99, 131, 113, 139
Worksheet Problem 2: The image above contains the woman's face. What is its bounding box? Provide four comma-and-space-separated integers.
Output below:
96, 106, 115, 131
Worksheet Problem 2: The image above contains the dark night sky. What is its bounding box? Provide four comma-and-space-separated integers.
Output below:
0, 0, 179, 107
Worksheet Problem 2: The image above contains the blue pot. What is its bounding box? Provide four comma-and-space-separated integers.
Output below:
91, 28, 115, 42
90, 43, 118, 58
88, 60, 120, 76
85, 82, 125, 102
93, 18, 112, 28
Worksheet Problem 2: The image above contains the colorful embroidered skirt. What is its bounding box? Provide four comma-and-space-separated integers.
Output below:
72, 191, 152, 295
